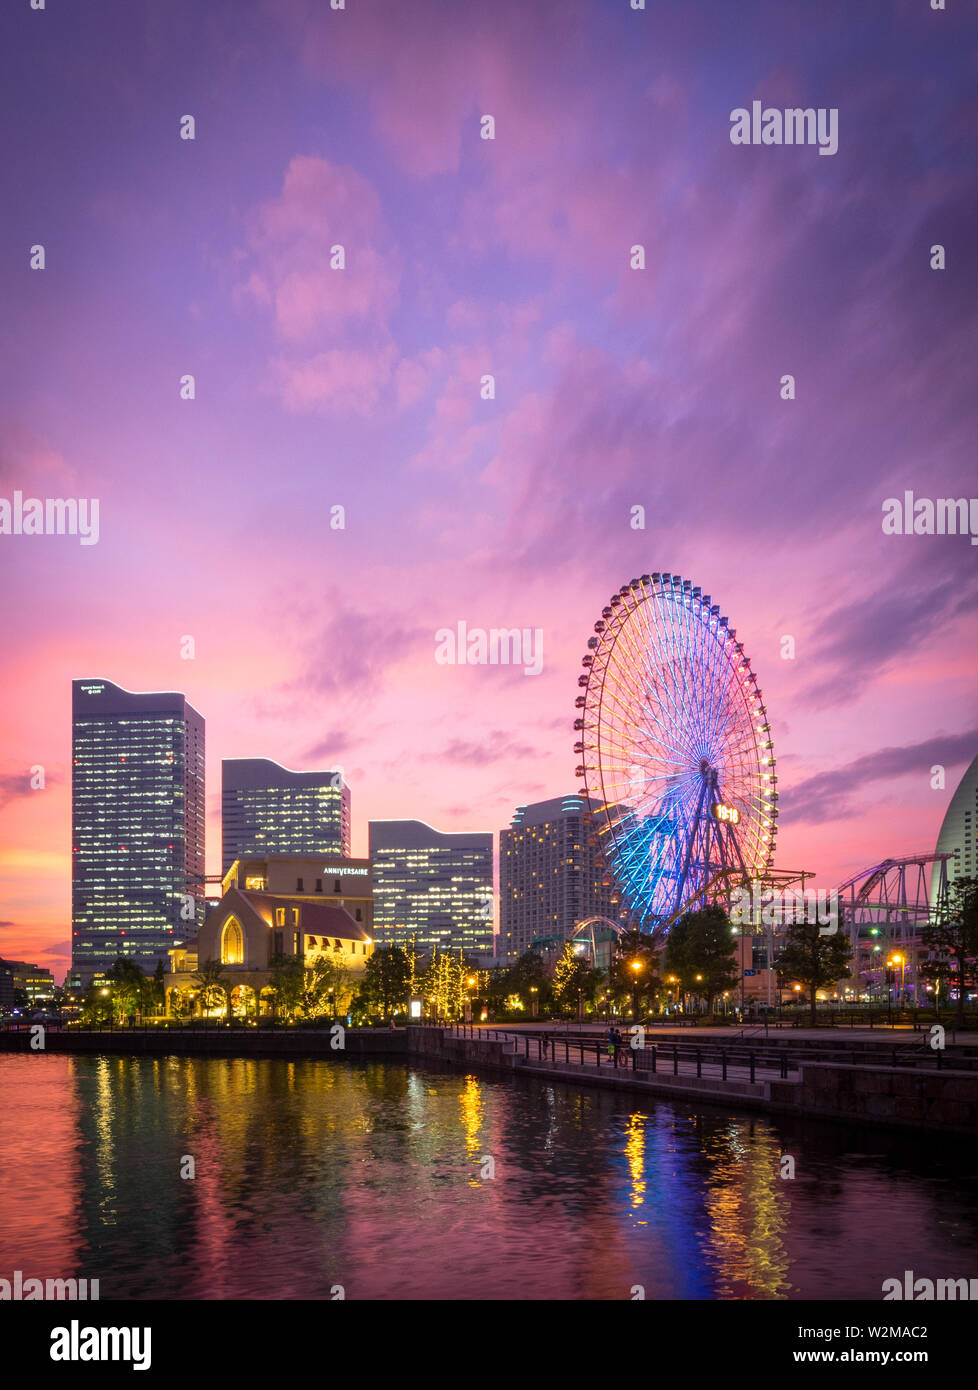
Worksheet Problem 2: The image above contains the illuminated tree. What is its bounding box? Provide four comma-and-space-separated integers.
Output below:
267, 953, 304, 1021
551, 942, 602, 1018
106, 958, 147, 1021
303, 956, 352, 1018
421, 947, 466, 1019
192, 958, 231, 1020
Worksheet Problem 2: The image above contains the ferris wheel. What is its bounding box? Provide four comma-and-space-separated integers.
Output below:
574, 573, 777, 936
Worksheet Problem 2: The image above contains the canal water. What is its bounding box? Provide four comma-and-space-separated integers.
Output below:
1, 1053, 975, 1300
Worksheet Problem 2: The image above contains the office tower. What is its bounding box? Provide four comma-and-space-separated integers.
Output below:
933, 751, 978, 900
222, 758, 350, 873
368, 820, 493, 955
0, 960, 55, 1005
71, 678, 205, 988
500, 793, 618, 960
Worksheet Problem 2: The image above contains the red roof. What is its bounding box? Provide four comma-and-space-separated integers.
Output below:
235, 891, 371, 943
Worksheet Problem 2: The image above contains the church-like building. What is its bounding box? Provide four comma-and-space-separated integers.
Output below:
165, 855, 374, 1018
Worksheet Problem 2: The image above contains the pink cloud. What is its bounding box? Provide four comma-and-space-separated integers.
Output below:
274, 345, 396, 414
240, 155, 399, 343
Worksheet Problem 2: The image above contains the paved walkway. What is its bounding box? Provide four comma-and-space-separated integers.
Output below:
491, 1023, 933, 1045
449, 1030, 800, 1086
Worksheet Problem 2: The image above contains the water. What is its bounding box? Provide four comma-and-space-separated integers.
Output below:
1, 1053, 975, 1300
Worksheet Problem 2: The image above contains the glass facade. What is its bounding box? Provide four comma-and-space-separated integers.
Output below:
500, 794, 618, 960
367, 820, 493, 955
222, 759, 350, 873
71, 679, 205, 988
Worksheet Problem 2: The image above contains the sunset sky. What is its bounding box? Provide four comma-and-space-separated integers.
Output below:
1, 0, 976, 983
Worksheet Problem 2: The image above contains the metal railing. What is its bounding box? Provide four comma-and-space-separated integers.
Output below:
444, 1024, 965, 1075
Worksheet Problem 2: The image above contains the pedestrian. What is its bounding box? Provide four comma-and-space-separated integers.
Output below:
607, 1025, 616, 1062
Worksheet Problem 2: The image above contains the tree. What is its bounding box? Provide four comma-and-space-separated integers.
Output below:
665, 906, 739, 1015
79, 983, 113, 1025
357, 946, 411, 1019
267, 953, 304, 1022
106, 958, 147, 1021
420, 947, 466, 1020
922, 876, 978, 1025
303, 956, 352, 1019
551, 942, 602, 1018
150, 961, 166, 1016
776, 917, 852, 1027
192, 959, 231, 1020
612, 929, 659, 1017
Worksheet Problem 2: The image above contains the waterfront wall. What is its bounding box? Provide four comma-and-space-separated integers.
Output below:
767, 1062, 978, 1135
0, 1027, 403, 1059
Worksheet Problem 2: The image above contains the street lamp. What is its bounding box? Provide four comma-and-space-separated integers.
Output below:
888, 954, 905, 1004
667, 975, 679, 1015
629, 959, 644, 1020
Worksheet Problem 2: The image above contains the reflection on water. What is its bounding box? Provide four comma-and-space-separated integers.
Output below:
0, 1054, 975, 1300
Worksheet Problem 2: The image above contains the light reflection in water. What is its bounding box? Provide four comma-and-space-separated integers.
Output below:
0, 1054, 975, 1301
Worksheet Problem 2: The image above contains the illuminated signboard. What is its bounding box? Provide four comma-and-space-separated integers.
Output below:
322, 865, 369, 877
712, 803, 740, 825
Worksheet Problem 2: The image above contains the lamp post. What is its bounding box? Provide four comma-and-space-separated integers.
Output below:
629, 959, 644, 1020
888, 954, 905, 1006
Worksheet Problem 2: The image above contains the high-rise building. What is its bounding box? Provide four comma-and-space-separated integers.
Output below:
222, 759, 350, 873
71, 679, 205, 988
933, 751, 978, 901
368, 820, 493, 956
0, 960, 55, 1005
500, 794, 618, 960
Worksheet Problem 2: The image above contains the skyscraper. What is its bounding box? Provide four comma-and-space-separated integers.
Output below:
71, 679, 205, 988
500, 794, 618, 960
222, 758, 351, 873
367, 820, 493, 955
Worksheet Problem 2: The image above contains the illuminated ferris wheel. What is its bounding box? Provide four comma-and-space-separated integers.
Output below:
574, 573, 777, 936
